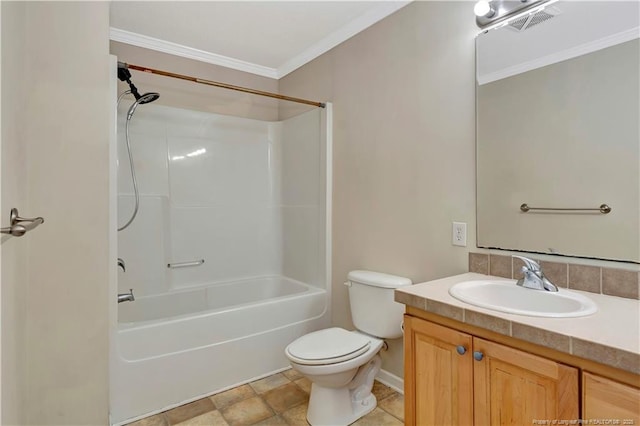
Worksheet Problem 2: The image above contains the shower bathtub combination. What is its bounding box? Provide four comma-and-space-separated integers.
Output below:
110, 89, 331, 424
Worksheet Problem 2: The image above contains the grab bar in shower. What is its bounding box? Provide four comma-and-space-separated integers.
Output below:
1, 208, 45, 237
167, 259, 205, 269
520, 203, 611, 214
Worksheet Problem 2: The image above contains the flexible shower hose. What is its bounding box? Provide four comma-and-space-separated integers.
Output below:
116, 90, 140, 232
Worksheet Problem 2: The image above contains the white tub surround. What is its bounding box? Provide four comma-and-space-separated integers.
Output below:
111, 104, 331, 424
116, 105, 328, 297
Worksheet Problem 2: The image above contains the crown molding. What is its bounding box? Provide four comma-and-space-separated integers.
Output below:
478, 26, 640, 85
110, 1, 411, 81
110, 28, 279, 79
276, 1, 412, 78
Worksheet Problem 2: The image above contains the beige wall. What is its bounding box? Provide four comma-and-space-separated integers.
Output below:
110, 42, 279, 121
1, 2, 28, 424
1, 2, 111, 424
279, 1, 478, 377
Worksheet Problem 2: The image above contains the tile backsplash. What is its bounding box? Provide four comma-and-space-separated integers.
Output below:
468, 252, 639, 300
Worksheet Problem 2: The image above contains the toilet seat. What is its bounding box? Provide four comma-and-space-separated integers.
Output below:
286, 328, 371, 366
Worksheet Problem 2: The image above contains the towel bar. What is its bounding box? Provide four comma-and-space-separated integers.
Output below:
520, 203, 611, 214
167, 259, 205, 269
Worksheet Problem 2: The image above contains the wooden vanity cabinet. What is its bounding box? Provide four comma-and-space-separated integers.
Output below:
473, 337, 578, 425
404, 315, 579, 426
583, 372, 640, 423
404, 315, 474, 425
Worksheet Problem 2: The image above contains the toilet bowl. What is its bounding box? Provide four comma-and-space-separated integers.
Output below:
285, 328, 384, 425
285, 271, 412, 426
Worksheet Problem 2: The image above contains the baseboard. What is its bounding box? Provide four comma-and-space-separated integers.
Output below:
376, 369, 404, 394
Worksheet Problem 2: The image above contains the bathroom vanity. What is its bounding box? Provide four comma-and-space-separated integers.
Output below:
396, 273, 640, 425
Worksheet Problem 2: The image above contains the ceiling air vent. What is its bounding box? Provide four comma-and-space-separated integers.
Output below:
507, 6, 561, 32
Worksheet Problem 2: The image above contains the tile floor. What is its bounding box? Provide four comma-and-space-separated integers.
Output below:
126, 369, 404, 426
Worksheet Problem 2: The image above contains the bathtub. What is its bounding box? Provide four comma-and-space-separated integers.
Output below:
110, 276, 329, 425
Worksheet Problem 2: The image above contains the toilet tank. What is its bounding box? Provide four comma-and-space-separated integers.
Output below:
347, 270, 412, 339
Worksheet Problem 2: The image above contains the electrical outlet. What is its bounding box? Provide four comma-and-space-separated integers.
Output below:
452, 222, 467, 247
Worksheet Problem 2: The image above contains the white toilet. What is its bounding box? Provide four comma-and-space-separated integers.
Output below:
285, 270, 411, 425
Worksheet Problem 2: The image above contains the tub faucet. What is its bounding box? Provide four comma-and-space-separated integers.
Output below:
118, 289, 135, 303
118, 258, 126, 272
512, 255, 558, 292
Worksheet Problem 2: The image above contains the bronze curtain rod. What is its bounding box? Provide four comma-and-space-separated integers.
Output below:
125, 63, 325, 108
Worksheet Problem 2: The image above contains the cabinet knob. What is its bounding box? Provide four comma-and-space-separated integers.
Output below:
456, 345, 467, 355
473, 351, 484, 361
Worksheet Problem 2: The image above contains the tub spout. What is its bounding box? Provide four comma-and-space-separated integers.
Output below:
118, 289, 135, 303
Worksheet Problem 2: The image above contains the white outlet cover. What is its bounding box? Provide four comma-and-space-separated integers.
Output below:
452, 222, 467, 247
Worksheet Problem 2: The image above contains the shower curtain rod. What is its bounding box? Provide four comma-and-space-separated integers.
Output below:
125, 63, 326, 108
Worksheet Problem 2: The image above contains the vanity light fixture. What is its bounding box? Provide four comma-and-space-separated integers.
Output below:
476, 0, 559, 33
474, 0, 496, 18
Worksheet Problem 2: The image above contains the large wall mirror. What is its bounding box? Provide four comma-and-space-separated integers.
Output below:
476, 1, 639, 263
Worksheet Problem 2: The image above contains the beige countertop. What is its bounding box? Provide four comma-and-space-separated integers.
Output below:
395, 272, 640, 375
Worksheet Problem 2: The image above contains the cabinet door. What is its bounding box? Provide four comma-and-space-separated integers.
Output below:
473, 337, 578, 426
404, 315, 474, 426
583, 372, 640, 423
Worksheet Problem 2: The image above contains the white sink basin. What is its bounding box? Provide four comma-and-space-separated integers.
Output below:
449, 280, 597, 318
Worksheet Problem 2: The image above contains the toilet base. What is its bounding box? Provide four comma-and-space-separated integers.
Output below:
305, 355, 381, 426
306, 384, 377, 426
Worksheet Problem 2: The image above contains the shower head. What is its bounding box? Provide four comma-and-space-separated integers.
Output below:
118, 62, 160, 105
126, 92, 160, 120
137, 92, 160, 104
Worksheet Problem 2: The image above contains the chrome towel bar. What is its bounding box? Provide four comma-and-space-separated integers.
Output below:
520, 203, 611, 214
167, 259, 205, 269
1, 208, 44, 237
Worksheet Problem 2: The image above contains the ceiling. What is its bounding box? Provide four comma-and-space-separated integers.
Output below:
110, 1, 411, 79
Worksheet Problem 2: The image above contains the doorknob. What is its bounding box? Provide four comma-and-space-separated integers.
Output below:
1, 208, 44, 237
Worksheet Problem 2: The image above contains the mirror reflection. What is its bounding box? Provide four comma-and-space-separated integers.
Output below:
476, 1, 639, 263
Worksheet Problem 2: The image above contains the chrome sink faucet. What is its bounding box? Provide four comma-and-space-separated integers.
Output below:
512, 255, 558, 292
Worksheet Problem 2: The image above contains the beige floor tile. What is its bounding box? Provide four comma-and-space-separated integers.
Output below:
262, 383, 308, 413
166, 398, 216, 425
250, 374, 291, 394
293, 377, 311, 394
280, 403, 309, 426
353, 407, 403, 426
220, 396, 274, 426
281, 368, 302, 381
371, 381, 395, 402
378, 393, 404, 421
126, 413, 168, 426
174, 410, 228, 426
251, 414, 289, 425
211, 384, 256, 409
128, 376, 403, 426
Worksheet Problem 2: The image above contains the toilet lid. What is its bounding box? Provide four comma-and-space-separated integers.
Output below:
286, 328, 371, 365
